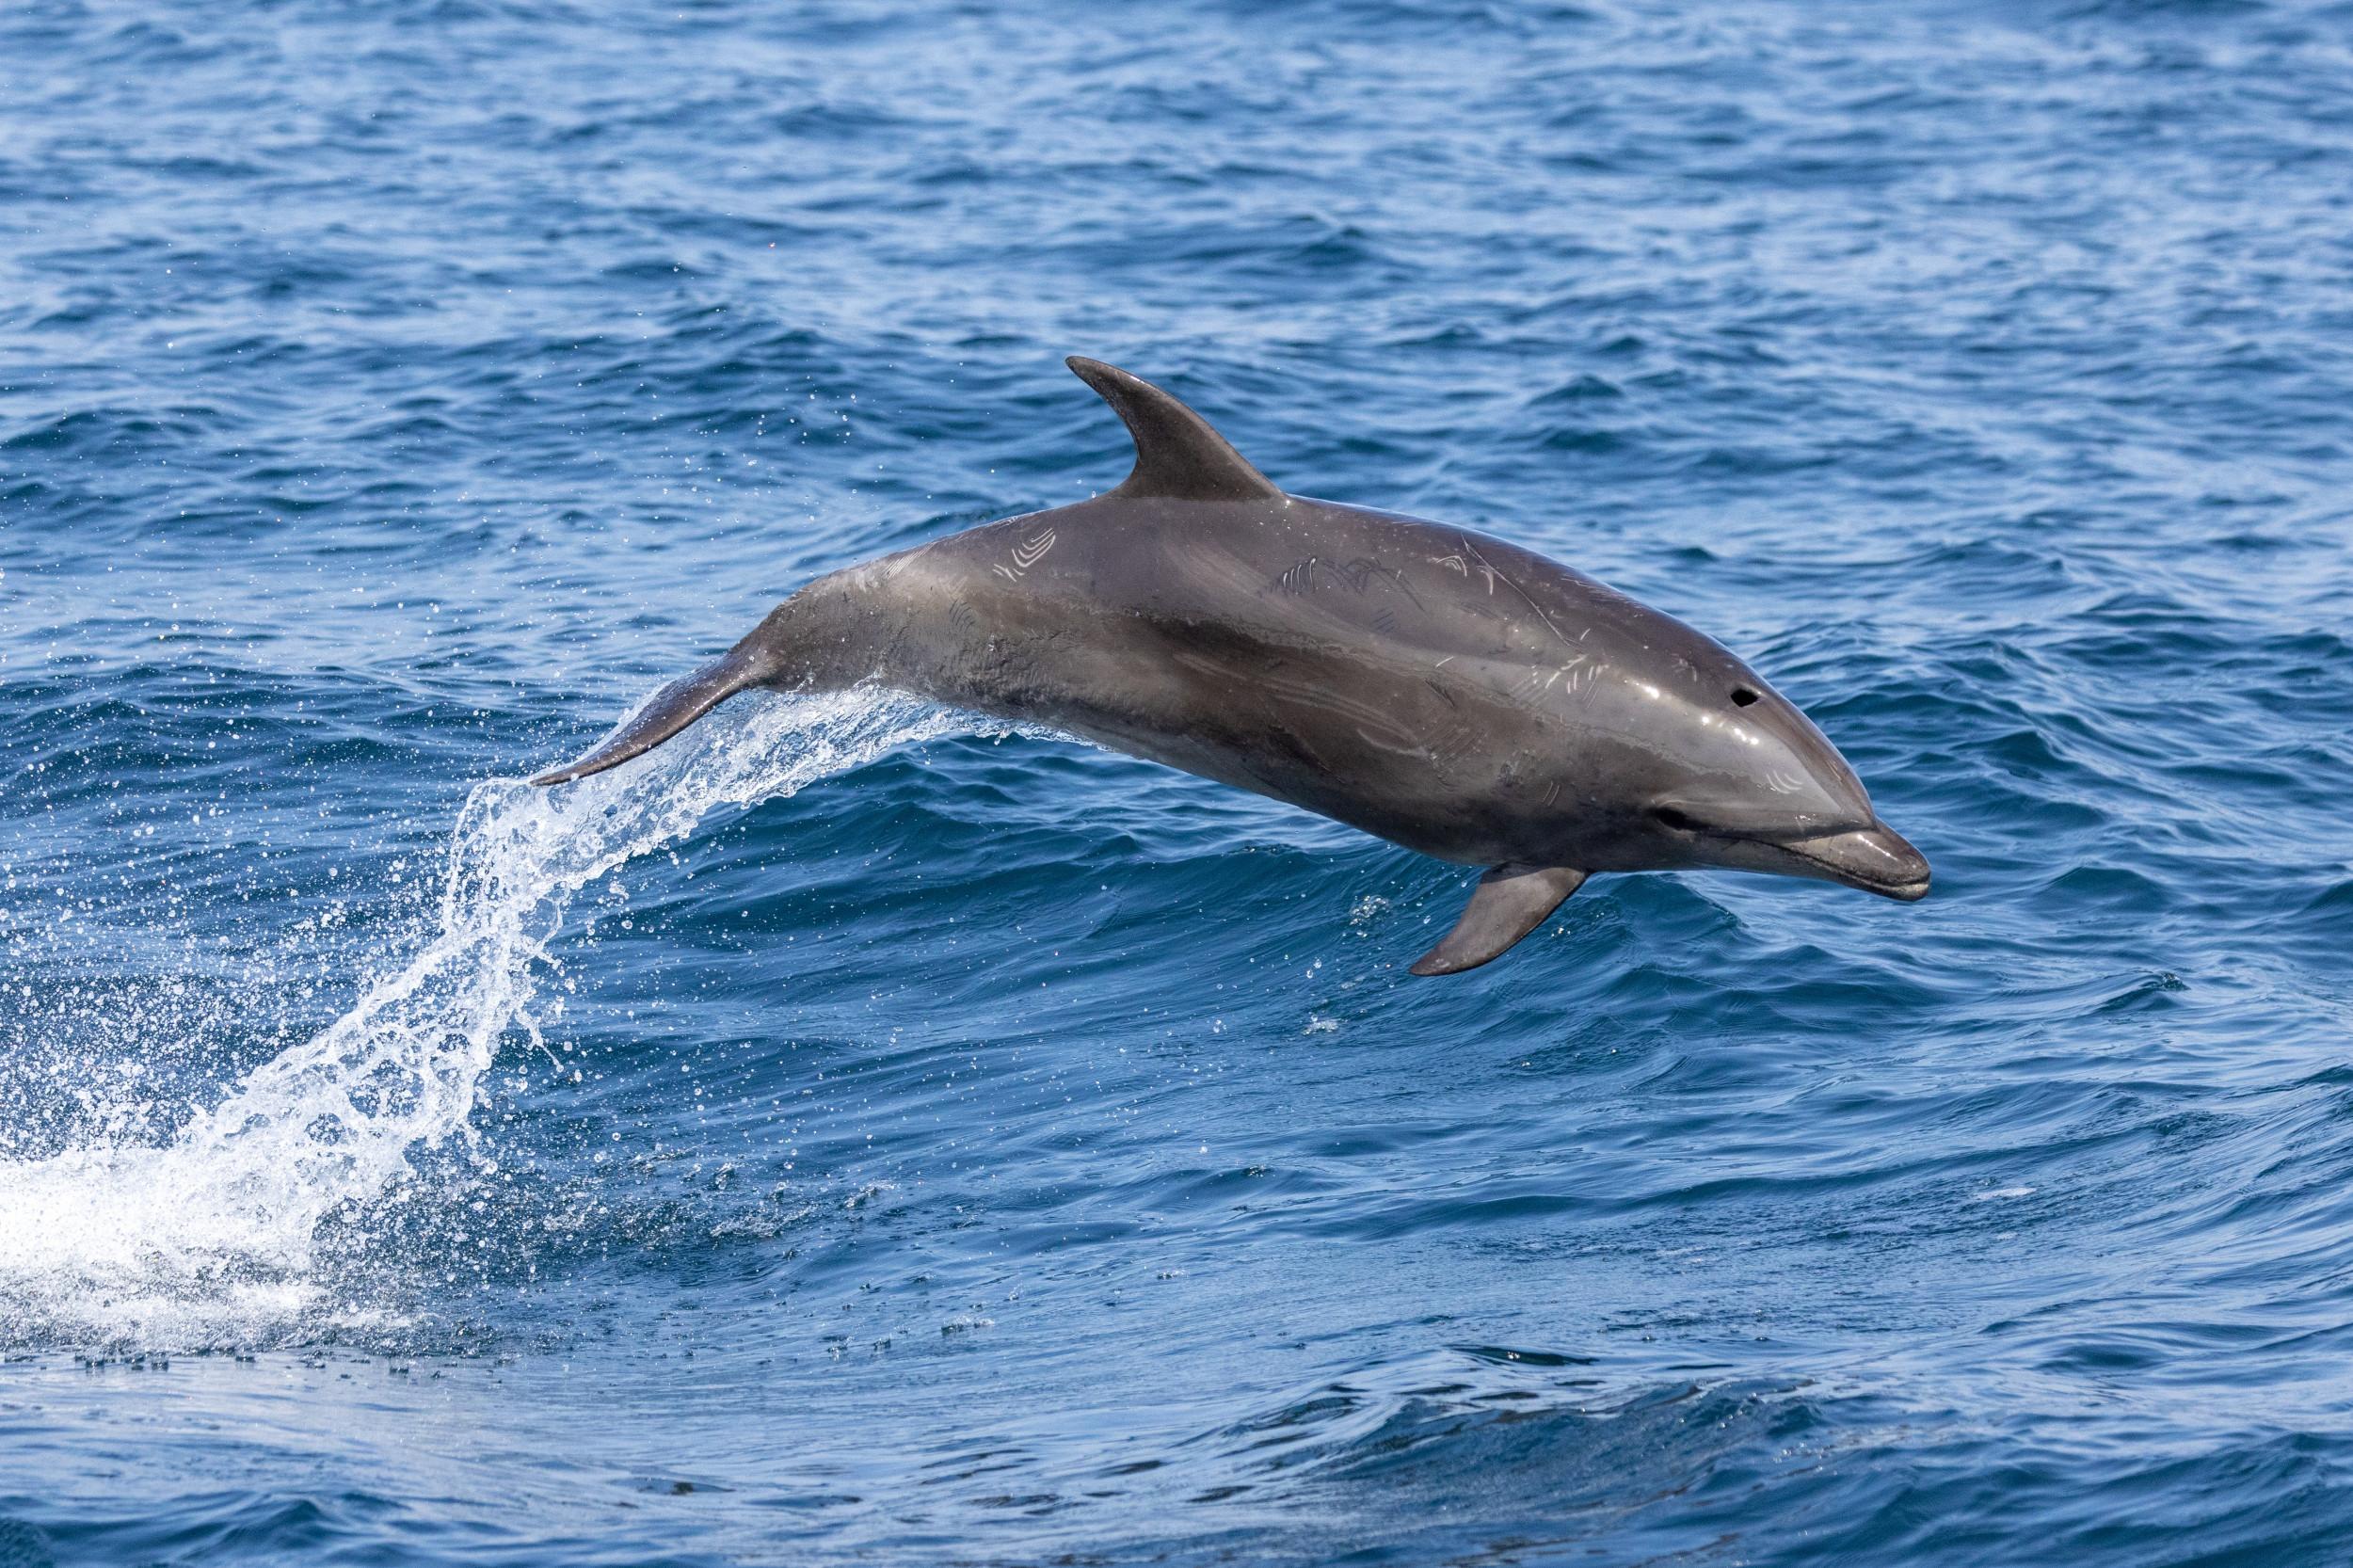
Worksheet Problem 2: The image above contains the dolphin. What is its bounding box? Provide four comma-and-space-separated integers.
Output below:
533, 358, 1928, 975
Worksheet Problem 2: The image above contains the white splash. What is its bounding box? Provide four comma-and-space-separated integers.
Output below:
0, 687, 982, 1348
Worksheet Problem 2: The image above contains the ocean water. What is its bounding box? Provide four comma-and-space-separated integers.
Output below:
2, 0, 2350, 1561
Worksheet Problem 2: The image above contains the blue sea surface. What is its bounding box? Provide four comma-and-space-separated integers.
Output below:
3, 1, 2350, 1562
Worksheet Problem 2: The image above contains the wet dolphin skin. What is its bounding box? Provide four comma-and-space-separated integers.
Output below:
536, 358, 1928, 973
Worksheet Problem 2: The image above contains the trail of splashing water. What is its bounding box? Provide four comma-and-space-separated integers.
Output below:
0, 688, 987, 1348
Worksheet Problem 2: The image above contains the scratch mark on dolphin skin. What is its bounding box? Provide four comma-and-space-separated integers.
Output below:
1430, 553, 1469, 576
1273, 556, 1414, 605
1384, 565, 1428, 612
1429, 722, 1481, 771
1192, 657, 1428, 757
1459, 537, 1574, 653
1000, 527, 1057, 580
1355, 728, 1434, 760
1538, 654, 1591, 696
1510, 666, 1571, 705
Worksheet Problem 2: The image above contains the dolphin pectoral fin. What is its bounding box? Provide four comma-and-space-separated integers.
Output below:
1408, 863, 1589, 977
528, 644, 769, 787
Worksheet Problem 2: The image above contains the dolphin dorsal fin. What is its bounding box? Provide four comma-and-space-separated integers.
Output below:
1066, 357, 1285, 504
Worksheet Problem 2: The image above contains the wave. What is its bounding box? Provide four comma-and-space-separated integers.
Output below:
0, 686, 988, 1350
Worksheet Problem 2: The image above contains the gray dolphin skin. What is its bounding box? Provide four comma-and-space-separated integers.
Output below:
532, 358, 1929, 975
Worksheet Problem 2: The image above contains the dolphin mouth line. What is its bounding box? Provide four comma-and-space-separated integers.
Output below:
1782, 851, 1929, 900
1656, 808, 1930, 902
1773, 825, 1931, 903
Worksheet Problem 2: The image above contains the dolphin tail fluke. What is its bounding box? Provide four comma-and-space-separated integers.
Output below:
529, 641, 774, 787
1409, 863, 1589, 976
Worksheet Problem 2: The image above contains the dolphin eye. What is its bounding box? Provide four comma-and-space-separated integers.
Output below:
1653, 807, 1700, 832
1730, 687, 1759, 707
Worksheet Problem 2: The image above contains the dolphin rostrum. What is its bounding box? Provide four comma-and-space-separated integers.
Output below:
533, 358, 1929, 975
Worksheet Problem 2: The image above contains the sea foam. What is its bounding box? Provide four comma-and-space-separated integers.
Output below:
0, 688, 979, 1348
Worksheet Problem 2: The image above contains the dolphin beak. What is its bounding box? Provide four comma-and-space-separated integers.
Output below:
1780, 821, 1931, 902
